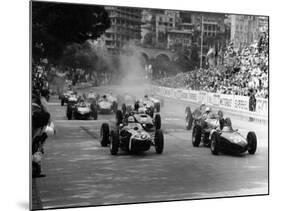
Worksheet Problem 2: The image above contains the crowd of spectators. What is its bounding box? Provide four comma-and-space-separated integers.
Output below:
153, 32, 269, 99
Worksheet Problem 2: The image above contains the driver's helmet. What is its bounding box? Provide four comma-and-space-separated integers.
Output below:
127, 116, 135, 123
102, 95, 108, 101
138, 107, 146, 114
144, 94, 148, 99
205, 107, 211, 113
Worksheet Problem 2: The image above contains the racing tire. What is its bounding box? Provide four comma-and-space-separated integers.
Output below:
154, 129, 164, 154
210, 132, 220, 155
116, 110, 123, 125
110, 130, 119, 155
67, 109, 72, 120
61, 98, 65, 106
247, 131, 257, 155
185, 106, 193, 130
154, 114, 161, 130
100, 123, 110, 147
192, 125, 201, 147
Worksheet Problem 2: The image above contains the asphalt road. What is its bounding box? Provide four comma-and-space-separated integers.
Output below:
32, 85, 268, 210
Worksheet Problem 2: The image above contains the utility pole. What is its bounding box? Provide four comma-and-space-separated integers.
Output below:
200, 15, 204, 69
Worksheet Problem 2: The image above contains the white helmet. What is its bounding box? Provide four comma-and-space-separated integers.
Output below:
205, 107, 211, 113
128, 116, 135, 123
138, 107, 146, 114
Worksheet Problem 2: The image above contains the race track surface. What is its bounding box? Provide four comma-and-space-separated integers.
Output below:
32, 85, 268, 210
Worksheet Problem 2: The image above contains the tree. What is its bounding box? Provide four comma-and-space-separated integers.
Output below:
32, 2, 111, 63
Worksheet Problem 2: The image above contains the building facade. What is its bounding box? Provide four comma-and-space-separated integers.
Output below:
103, 6, 142, 53
230, 15, 260, 49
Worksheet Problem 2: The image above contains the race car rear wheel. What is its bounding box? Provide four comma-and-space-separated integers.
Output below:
154, 129, 164, 154
116, 110, 123, 125
110, 130, 119, 155
192, 125, 201, 147
100, 123, 110, 147
210, 132, 220, 155
185, 106, 193, 130
67, 110, 72, 120
61, 98, 65, 106
247, 131, 257, 154
154, 114, 161, 130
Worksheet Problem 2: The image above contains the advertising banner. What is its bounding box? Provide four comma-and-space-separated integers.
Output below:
256, 98, 268, 115
181, 90, 189, 101
188, 90, 198, 103
233, 95, 249, 112
220, 94, 234, 109
198, 91, 208, 104
207, 93, 220, 107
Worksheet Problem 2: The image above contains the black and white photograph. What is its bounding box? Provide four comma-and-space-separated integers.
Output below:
29, 0, 270, 210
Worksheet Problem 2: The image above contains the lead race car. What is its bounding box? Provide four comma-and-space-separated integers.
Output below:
60, 89, 77, 106
97, 94, 118, 114
209, 119, 257, 155
100, 114, 164, 155
66, 99, 97, 120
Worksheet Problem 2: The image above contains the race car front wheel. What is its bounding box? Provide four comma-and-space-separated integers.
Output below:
210, 132, 220, 155
192, 125, 201, 147
100, 123, 110, 147
110, 130, 119, 155
154, 114, 161, 130
185, 106, 193, 130
247, 131, 257, 154
154, 129, 164, 154
61, 98, 65, 106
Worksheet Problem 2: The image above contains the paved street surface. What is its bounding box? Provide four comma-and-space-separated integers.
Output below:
32, 85, 268, 210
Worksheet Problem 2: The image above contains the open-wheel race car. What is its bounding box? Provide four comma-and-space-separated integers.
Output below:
191, 107, 225, 147
120, 101, 161, 131
99, 114, 164, 155
97, 94, 118, 114
60, 90, 77, 106
66, 99, 98, 120
185, 104, 208, 130
209, 119, 257, 155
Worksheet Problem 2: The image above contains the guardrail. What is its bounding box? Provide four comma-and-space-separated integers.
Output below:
150, 85, 268, 121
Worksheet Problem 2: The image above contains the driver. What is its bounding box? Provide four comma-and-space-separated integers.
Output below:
202, 107, 212, 119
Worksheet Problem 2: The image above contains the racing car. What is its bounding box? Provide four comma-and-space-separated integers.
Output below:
100, 115, 164, 155
118, 102, 161, 131
209, 119, 257, 155
191, 107, 224, 147
60, 90, 77, 106
149, 95, 164, 112
185, 104, 207, 130
97, 94, 118, 114
66, 99, 97, 120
